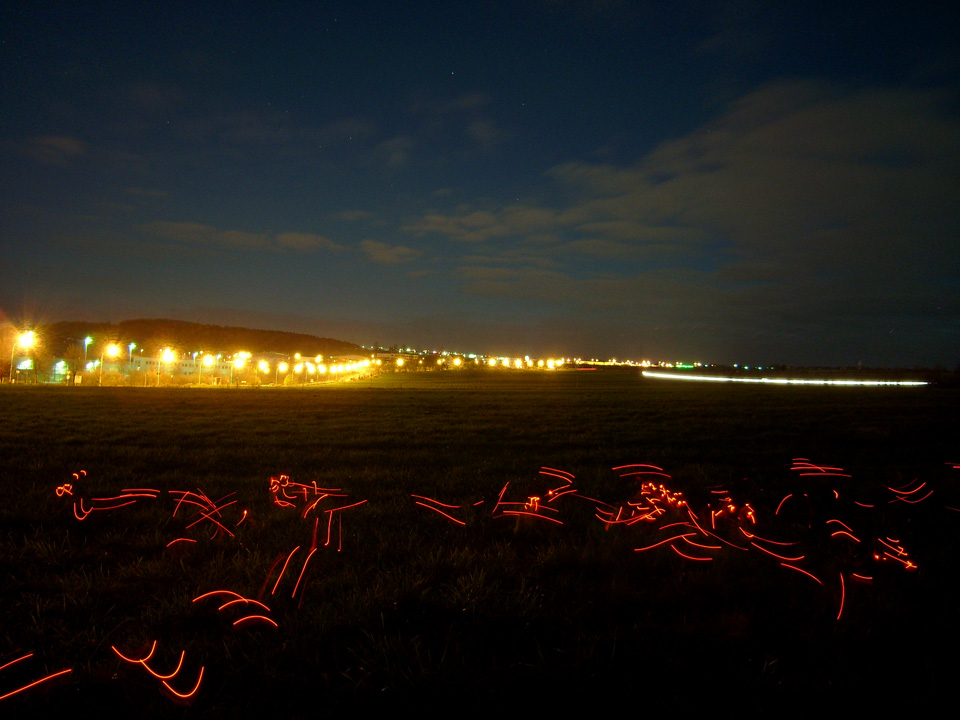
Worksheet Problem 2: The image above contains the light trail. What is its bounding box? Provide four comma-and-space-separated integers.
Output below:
642, 371, 927, 386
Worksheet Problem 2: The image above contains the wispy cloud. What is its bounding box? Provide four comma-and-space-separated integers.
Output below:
17, 136, 87, 165
360, 239, 421, 264
141, 222, 344, 253
405, 80, 960, 351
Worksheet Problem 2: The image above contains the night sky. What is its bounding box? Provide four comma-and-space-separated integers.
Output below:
2, 2, 958, 366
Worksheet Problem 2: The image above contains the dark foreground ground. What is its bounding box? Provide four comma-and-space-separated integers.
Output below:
1, 371, 958, 714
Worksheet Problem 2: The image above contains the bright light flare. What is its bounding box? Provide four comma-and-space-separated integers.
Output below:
17, 330, 36, 350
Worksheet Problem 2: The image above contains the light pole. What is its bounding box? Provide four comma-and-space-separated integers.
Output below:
99, 344, 121, 386
231, 356, 245, 386
158, 348, 175, 386
83, 336, 93, 366
128, 342, 137, 363
199, 354, 214, 383
9, 330, 36, 382
276, 361, 288, 385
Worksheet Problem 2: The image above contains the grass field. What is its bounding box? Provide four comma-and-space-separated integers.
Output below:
1, 370, 958, 714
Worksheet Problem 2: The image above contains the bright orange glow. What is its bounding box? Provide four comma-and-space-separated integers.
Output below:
112, 641, 157, 664
837, 572, 846, 620
780, 563, 823, 585
233, 615, 279, 628
0, 653, 33, 673
166, 538, 197, 547
750, 542, 805, 562
0, 668, 72, 701
162, 666, 204, 700
670, 545, 712, 561
634, 534, 696, 552
218, 598, 271, 612
414, 501, 467, 526
142, 651, 185, 680
271, 546, 301, 595
292, 547, 318, 598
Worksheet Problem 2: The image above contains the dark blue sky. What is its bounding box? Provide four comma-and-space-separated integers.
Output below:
2, 1, 958, 366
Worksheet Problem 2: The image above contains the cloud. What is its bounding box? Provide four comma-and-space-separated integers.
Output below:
372, 135, 415, 168
359, 239, 421, 264
123, 187, 168, 199
18, 136, 86, 165
141, 222, 344, 253
275, 232, 343, 252
442, 92, 492, 113
338, 210, 376, 222
406, 80, 960, 361
178, 112, 376, 150
466, 119, 512, 148
411, 81, 959, 275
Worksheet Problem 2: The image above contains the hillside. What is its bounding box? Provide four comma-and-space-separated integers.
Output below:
40, 319, 363, 358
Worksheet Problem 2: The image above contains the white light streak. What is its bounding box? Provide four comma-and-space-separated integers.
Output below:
641, 371, 927, 387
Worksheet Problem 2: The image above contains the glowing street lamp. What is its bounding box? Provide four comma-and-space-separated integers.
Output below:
198, 353, 215, 383
83, 336, 93, 365
98, 344, 121, 386
275, 361, 288, 385
128, 342, 137, 363
158, 348, 176, 386
9, 330, 36, 382
231, 356, 246, 385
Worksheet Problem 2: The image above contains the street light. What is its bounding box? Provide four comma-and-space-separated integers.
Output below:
99, 344, 121, 386
83, 336, 93, 365
128, 342, 137, 363
158, 348, 176, 386
9, 330, 36, 382
231, 356, 245, 385
199, 354, 215, 383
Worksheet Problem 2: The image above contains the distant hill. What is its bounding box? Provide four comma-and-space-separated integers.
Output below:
41, 319, 363, 358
